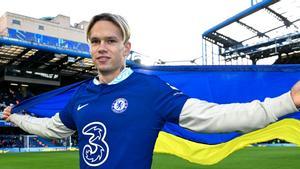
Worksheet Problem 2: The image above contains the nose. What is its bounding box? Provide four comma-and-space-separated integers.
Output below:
95, 42, 108, 53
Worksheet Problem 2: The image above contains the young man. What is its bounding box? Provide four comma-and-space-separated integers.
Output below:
3, 13, 300, 169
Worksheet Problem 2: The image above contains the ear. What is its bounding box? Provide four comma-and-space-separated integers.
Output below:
123, 41, 131, 57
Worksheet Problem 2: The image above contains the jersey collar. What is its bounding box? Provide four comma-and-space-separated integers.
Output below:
93, 68, 133, 85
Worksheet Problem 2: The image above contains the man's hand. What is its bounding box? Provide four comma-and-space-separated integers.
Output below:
291, 81, 300, 108
2, 106, 12, 121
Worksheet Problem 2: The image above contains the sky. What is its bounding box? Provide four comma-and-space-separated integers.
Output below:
0, 0, 252, 64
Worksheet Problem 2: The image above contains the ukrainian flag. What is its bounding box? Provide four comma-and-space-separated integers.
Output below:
12, 65, 300, 165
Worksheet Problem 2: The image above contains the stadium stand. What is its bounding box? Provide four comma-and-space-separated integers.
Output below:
0, 86, 24, 107
0, 12, 86, 151
0, 12, 97, 87
0, 135, 22, 148
202, 0, 300, 65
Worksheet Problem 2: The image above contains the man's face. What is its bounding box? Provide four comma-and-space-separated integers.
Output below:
89, 20, 131, 75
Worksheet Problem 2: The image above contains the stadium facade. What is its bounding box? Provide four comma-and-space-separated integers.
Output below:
0, 12, 94, 130
0, 12, 88, 47
0, 12, 97, 88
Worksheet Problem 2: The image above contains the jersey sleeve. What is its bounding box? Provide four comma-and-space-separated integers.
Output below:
179, 92, 298, 133
152, 78, 190, 124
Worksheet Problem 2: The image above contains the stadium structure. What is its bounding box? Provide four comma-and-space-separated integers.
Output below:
0, 0, 299, 152
202, 0, 300, 65
0, 12, 93, 149
0, 12, 94, 86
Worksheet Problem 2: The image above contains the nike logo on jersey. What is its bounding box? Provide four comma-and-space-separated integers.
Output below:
77, 103, 89, 111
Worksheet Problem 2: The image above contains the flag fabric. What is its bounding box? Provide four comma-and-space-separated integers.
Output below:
155, 119, 300, 165
12, 65, 300, 165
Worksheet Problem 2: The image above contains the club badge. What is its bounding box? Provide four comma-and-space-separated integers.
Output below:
111, 98, 128, 113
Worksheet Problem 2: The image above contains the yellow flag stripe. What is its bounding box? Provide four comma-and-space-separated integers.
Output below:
154, 119, 300, 165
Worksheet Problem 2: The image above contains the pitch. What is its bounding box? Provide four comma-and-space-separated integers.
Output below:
0, 147, 299, 169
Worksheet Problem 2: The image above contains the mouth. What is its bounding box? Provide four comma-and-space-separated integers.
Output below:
95, 56, 110, 62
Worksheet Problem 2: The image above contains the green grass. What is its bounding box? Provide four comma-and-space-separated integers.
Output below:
152, 147, 300, 169
0, 147, 300, 169
0, 151, 79, 169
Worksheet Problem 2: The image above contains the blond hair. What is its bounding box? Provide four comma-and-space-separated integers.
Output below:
86, 13, 131, 43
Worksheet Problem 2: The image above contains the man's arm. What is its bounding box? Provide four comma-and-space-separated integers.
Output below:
291, 81, 300, 108
3, 106, 74, 139
179, 91, 298, 133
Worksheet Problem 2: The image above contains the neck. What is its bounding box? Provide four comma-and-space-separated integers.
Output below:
98, 66, 124, 84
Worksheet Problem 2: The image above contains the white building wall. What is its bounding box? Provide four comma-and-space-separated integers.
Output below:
3, 12, 88, 43
0, 14, 8, 36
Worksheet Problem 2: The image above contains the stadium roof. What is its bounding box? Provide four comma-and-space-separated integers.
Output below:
202, 0, 300, 64
0, 35, 97, 85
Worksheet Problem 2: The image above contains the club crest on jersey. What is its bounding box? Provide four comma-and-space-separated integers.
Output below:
111, 98, 128, 113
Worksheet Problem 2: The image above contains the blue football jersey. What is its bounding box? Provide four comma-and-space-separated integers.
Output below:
59, 72, 189, 169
